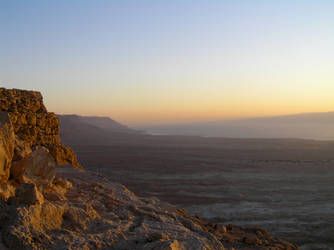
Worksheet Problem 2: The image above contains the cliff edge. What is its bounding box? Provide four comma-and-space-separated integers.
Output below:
0, 88, 82, 169
0, 88, 299, 250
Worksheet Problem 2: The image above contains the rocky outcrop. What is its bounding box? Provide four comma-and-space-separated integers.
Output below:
11, 147, 56, 186
0, 88, 299, 249
0, 88, 82, 169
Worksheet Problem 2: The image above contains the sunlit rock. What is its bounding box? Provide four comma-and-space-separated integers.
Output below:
0, 112, 15, 184
10, 147, 56, 189
0, 88, 82, 169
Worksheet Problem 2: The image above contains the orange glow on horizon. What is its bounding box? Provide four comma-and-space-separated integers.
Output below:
55, 103, 334, 126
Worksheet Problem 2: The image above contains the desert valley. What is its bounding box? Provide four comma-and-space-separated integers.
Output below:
2, 1, 333, 249
0, 88, 305, 249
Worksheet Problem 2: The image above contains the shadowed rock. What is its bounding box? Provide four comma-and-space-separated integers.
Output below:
9, 183, 44, 206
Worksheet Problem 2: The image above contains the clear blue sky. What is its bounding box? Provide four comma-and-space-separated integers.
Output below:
1, 1, 333, 125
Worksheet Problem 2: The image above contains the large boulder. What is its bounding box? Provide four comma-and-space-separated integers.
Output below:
11, 147, 56, 187
47, 144, 82, 168
0, 112, 15, 184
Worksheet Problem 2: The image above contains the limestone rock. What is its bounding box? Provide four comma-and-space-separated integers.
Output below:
11, 147, 56, 187
0, 112, 15, 184
0, 88, 82, 169
13, 136, 32, 162
0, 183, 15, 201
47, 144, 82, 169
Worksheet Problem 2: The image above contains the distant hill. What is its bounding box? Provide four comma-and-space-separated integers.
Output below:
78, 116, 135, 133
139, 112, 334, 140
58, 114, 143, 145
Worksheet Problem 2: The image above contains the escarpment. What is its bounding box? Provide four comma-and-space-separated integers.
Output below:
0, 88, 299, 249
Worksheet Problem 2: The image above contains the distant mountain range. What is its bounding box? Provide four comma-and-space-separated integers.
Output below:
58, 112, 334, 143
58, 114, 143, 145
139, 112, 334, 140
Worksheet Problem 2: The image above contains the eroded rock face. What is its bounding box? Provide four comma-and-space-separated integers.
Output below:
11, 147, 56, 187
13, 136, 32, 162
0, 112, 15, 184
0, 88, 82, 169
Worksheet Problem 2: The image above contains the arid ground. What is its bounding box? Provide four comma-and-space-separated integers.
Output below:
71, 137, 334, 249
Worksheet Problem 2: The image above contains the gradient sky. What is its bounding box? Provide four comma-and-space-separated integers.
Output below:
1, 1, 333, 125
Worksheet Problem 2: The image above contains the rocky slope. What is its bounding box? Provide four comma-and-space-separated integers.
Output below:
0, 88, 299, 249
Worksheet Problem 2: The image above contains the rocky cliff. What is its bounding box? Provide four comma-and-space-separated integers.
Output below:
0, 88, 299, 249
0, 88, 82, 169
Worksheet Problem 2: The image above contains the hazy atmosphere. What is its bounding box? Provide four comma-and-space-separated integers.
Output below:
1, 1, 334, 125
1, 1, 334, 249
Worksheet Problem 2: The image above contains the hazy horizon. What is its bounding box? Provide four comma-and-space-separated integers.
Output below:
1, 1, 333, 125
57, 110, 334, 127
55, 111, 334, 140
1, 2, 334, 248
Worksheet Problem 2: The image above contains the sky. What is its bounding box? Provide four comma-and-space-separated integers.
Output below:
1, 0, 333, 125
